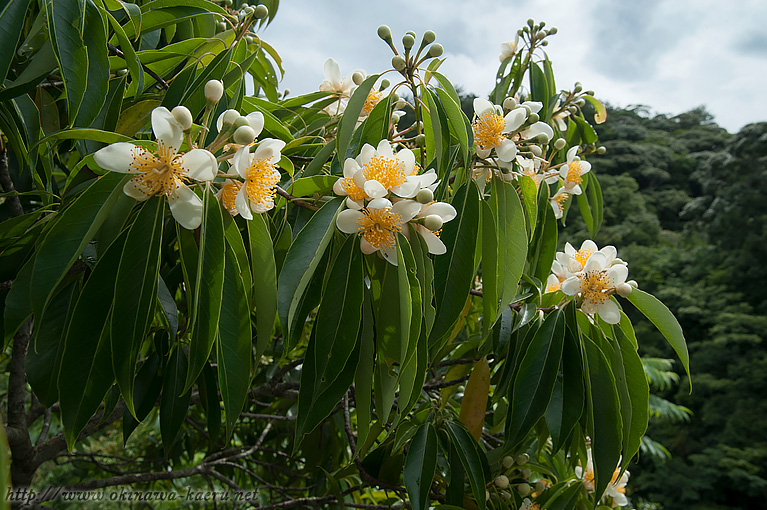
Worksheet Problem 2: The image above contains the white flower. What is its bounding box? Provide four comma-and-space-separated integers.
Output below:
336, 197, 421, 265
575, 449, 630, 507
520, 120, 554, 144
408, 200, 457, 255
499, 36, 519, 62
544, 260, 571, 293
549, 188, 570, 219
93, 106, 217, 229
559, 146, 591, 195
352, 140, 431, 199
319, 58, 357, 116
472, 158, 513, 194
561, 252, 628, 324
472, 98, 525, 162
216, 110, 265, 136
216, 178, 242, 216
520, 498, 540, 510
551, 98, 570, 131
556, 239, 618, 274
231, 138, 285, 219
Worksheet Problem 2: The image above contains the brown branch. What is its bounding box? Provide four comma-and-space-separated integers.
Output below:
275, 185, 320, 211
107, 42, 169, 89
469, 288, 564, 313
423, 375, 471, 390
6, 319, 34, 488
0, 140, 24, 217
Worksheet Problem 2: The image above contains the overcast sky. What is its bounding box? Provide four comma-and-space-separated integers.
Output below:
259, 0, 767, 133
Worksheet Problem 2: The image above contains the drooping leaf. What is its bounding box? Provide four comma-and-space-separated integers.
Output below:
404, 423, 438, 510
247, 214, 277, 360
160, 348, 191, 455
445, 422, 490, 510
0, 0, 32, 83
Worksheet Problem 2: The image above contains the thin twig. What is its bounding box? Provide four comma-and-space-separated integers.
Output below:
107, 42, 169, 89
275, 185, 320, 211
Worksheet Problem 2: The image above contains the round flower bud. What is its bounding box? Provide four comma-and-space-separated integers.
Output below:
522, 468, 532, 479
222, 109, 240, 126
425, 215, 443, 232
171, 106, 193, 131
406, 30, 416, 38
377, 25, 392, 40
204, 79, 224, 103
233, 125, 256, 145
597, 146, 607, 154
527, 18, 535, 27
586, 90, 595, 96
530, 145, 542, 157
612, 257, 626, 266
535, 481, 547, 493
527, 113, 539, 124
575, 98, 586, 107
243, 6, 254, 16
217, 22, 227, 32
395, 99, 408, 109
548, 27, 558, 34
517, 29, 524, 36
500, 491, 512, 500
416, 188, 434, 204
616, 282, 633, 297
515, 453, 529, 465
234, 116, 251, 128
522, 104, 532, 115
392, 55, 407, 71
402, 33, 415, 49
554, 138, 567, 150
245, 35, 254, 44
503, 97, 518, 110
574, 82, 583, 94
502, 456, 515, 469
536, 133, 550, 144
415, 134, 426, 146
568, 105, 578, 114
352, 71, 365, 85
224, 0, 232, 5
253, 4, 269, 18
423, 30, 436, 44
390, 92, 400, 102
428, 43, 444, 57
380, 79, 390, 90
541, 40, 549, 46
494, 475, 510, 489
627, 280, 638, 288
116, 68, 129, 76
517, 483, 531, 496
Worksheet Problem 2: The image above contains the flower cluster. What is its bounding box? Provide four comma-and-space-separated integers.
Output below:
575, 449, 630, 507
334, 140, 456, 265
548, 240, 635, 324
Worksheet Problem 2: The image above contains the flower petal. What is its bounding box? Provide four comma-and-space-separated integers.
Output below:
364, 179, 388, 199
395, 148, 415, 175
424, 202, 457, 221
608, 264, 629, 286
392, 199, 421, 222
390, 179, 420, 198
123, 178, 152, 201
523, 101, 543, 114
597, 299, 621, 324
323, 57, 342, 85
503, 107, 527, 133
496, 139, 518, 162
151, 106, 183, 152
233, 146, 252, 178
343, 157, 361, 178
357, 143, 375, 167
235, 184, 253, 220
181, 149, 217, 181
360, 236, 377, 254
473, 97, 494, 116
245, 111, 265, 137
168, 184, 203, 230
561, 276, 581, 295
376, 139, 393, 158
381, 245, 398, 265
418, 226, 446, 255
566, 146, 579, 162
584, 252, 608, 272
368, 197, 393, 210
336, 209, 364, 234
94, 142, 138, 173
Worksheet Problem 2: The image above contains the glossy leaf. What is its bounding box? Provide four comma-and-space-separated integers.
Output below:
445, 422, 489, 510
616, 325, 650, 467
160, 348, 191, 455
459, 357, 491, 441
404, 423, 438, 510
74, 0, 109, 127
0, 0, 32, 83
336, 74, 378, 158
246, 214, 277, 360
45, 0, 88, 123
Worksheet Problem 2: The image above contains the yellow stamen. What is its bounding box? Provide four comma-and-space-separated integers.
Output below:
129, 141, 188, 198
567, 161, 584, 185
363, 155, 407, 191
363, 90, 383, 115
580, 270, 611, 305
551, 192, 569, 214
357, 207, 402, 249
220, 181, 242, 215
574, 246, 594, 267
473, 109, 506, 150
245, 157, 280, 209
341, 177, 366, 201
545, 281, 561, 293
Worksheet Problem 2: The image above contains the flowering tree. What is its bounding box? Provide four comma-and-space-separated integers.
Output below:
0, 2, 690, 508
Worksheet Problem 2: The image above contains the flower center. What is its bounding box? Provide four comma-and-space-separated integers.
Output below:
363, 154, 407, 191
245, 158, 280, 208
580, 270, 611, 304
130, 141, 187, 198
357, 207, 402, 249
221, 181, 242, 214
574, 247, 594, 267
473, 110, 506, 150
341, 177, 366, 201
362, 90, 383, 115
545, 280, 561, 293
567, 161, 584, 185
551, 192, 569, 213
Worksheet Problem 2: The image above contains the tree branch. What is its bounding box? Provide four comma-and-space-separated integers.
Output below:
6, 319, 34, 488
107, 43, 169, 89
0, 139, 24, 217
275, 186, 320, 211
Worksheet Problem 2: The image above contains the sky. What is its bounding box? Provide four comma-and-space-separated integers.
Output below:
257, 0, 767, 134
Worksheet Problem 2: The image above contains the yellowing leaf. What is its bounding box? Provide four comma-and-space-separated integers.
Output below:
459, 356, 491, 440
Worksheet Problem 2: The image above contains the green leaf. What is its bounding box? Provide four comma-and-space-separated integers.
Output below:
295, 235, 363, 441
528, 185, 558, 284
506, 308, 565, 447
241, 97, 294, 142
45, 0, 88, 124
122, 354, 162, 444
218, 244, 252, 442
59, 232, 127, 449
404, 423, 438, 510
434, 87, 471, 164
0, 0, 32, 83
625, 288, 690, 382
198, 362, 221, 448
354, 292, 375, 453
157, 276, 178, 341
184, 190, 226, 393
74, 0, 109, 127
102, 7, 144, 98
359, 93, 392, 149
160, 348, 191, 455
30, 172, 127, 321
276, 197, 341, 350
583, 95, 607, 124
430, 181, 480, 349
615, 326, 649, 468
111, 197, 164, 418
445, 422, 489, 510
336, 74, 379, 158
246, 215, 277, 360
549, 317, 585, 453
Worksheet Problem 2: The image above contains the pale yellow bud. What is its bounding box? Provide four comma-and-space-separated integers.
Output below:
171, 106, 193, 131
204, 79, 224, 103
494, 475, 510, 489
233, 125, 256, 145
424, 214, 443, 231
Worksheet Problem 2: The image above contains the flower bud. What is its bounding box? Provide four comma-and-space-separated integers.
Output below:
253, 4, 269, 18
515, 453, 530, 465
428, 43, 444, 57
390, 92, 399, 102
116, 68, 129, 76
522, 468, 532, 479
485, 490, 491, 502
527, 18, 535, 27
527, 113, 539, 124
597, 146, 607, 154
233, 125, 256, 145
171, 106, 193, 131
517, 483, 531, 496
243, 6, 254, 16
554, 138, 566, 150
586, 90, 595, 96
222, 109, 240, 126
352, 71, 365, 85
503, 97, 518, 110
502, 456, 515, 469
616, 282, 633, 297
395, 99, 408, 109
217, 22, 227, 32
245, 35, 255, 44
534, 481, 547, 493
575, 98, 586, 107
406, 30, 416, 38
517, 29, 524, 36
224, 0, 232, 5
494, 475, 510, 489
541, 40, 549, 46
522, 104, 532, 115
417, 188, 434, 204
536, 133, 550, 144
627, 280, 638, 288
391, 111, 403, 123
205, 79, 224, 103
612, 257, 626, 266
539, 21, 546, 28
392, 55, 407, 71
377, 25, 392, 41
548, 27, 558, 35
574, 82, 583, 94
568, 105, 578, 114
380, 79, 390, 90
500, 491, 511, 500
415, 134, 426, 146
240, 2, 248, 7
234, 116, 251, 129
424, 214, 443, 231
402, 33, 415, 49
423, 30, 436, 44
531, 145, 542, 157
